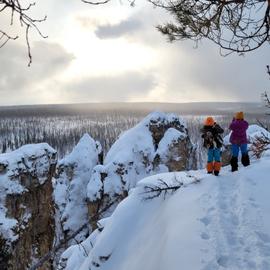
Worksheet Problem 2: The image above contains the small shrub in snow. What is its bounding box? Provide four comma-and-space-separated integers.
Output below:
251, 134, 270, 158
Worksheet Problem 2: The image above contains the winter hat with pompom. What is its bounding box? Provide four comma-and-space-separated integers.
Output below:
204, 116, 215, 126
235, 111, 244, 120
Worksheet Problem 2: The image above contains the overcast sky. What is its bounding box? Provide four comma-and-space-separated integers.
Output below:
0, 0, 269, 105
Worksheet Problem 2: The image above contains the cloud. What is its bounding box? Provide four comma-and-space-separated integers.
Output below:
63, 71, 158, 102
122, 35, 267, 103
0, 41, 74, 104
95, 18, 142, 39
0, 1, 268, 105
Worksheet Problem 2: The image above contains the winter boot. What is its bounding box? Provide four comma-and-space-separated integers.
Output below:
213, 161, 221, 176
230, 156, 238, 172
206, 162, 213, 174
241, 154, 250, 167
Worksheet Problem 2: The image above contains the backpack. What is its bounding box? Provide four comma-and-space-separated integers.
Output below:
201, 124, 224, 149
203, 130, 216, 148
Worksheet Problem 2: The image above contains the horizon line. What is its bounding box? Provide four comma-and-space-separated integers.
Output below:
0, 101, 262, 108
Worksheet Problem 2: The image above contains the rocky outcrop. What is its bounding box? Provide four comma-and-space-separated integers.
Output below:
53, 134, 102, 256
153, 128, 195, 171
86, 112, 195, 229
0, 143, 57, 270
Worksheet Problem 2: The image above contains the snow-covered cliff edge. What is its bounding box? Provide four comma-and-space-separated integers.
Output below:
61, 154, 270, 270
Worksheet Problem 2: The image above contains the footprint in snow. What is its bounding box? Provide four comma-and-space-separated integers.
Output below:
245, 260, 256, 269
201, 232, 210, 240
261, 260, 270, 270
208, 207, 215, 213
256, 231, 270, 243
251, 202, 259, 208
219, 202, 227, 210
217, 255, 229, 268
231, 214, 239, 226
199, 216, 211, 226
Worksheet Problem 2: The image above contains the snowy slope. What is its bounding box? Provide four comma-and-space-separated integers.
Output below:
61, 154, 270, 270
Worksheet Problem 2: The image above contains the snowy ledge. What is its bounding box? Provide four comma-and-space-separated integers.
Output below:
60, 170, 204, 270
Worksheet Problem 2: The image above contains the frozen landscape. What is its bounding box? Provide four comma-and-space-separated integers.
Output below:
1, 0, 269, 268
0, 108, 270, 270
62, 156, 270, 270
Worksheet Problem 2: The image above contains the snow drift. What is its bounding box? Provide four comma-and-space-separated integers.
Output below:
61, 155, 270, 270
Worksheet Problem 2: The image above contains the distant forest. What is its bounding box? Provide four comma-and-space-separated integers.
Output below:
0, 102, 268, 159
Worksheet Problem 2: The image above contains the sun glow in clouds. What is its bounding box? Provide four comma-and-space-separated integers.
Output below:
58, 8, 158, 80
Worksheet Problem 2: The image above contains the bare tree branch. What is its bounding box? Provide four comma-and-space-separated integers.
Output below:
1, 0, 269, 62
0, 30, 18, 48
155, 0, 270, 54
0, 0, 47, 65
261, 65, 270, 111
81, 0, 270, 54
81, 0, 112, 5
141, 178, 184, 200
256, 118, 269, 130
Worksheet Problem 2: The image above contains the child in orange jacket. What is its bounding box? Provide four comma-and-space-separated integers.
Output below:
201, 116, 224, 176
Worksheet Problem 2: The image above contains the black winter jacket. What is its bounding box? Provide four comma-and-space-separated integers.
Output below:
201, 123, 224, 149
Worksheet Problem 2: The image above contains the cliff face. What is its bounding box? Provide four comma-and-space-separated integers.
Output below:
0, 144, 57, 270
86, 112, 195, 229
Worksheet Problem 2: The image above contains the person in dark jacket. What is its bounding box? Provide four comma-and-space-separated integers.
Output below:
229, 111, 250, 172
201, 116, 224, 176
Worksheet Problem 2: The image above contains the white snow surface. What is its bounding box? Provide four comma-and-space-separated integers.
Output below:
53, 134, 102, 244
104, 112, 187, 164
64, 156, 270, 270
0, 143, 57, 242
87, 112, 189, 201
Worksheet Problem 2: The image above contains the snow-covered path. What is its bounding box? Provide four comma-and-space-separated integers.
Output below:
66, 157, 270, 270
200, 162, 270, 270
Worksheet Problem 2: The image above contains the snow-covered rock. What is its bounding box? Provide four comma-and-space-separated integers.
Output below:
53, 134, 102, 254
61, 156, 270, 270
0, 143, 57, 270
86, 112, 195, 229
